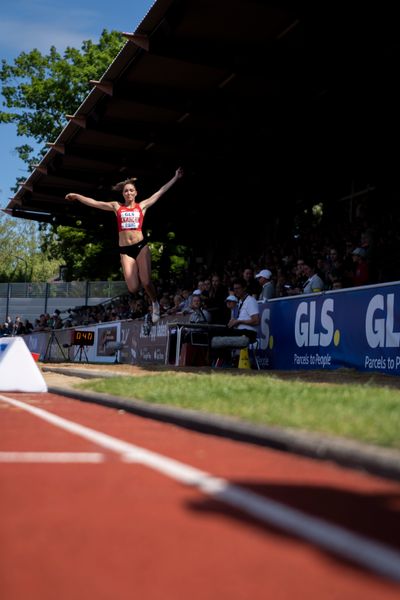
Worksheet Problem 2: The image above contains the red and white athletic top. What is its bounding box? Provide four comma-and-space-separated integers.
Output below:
116, 204, 144, 232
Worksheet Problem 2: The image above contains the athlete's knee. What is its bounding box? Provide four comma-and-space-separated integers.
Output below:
127, 281, 140, 294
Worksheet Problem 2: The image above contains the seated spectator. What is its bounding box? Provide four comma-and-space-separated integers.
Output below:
33, 314, 49, 331
185, 294, 211, 326
225, 294, 239, 320
208, 279, 260, 367
207, 273, 229, 324
13, 316, 25, 335
52, 310, 64, 329
192, 279, 205, 297
351, 247, 370, 286
331, 277, 344, 290
200, 277, 260, 349
285, 258, 307, 295
24, 319, 34, 334
179, 294, 211, 366
324, 248, 345, 290
302, 262, 325, 294
167, 293, 184, 315
159, 292, 171, 314
182, 289, 202, 314
275, 267, 294, 297
242, 267, 261, 298
129, 298, 146, 319
360, 229, 374, 261
178, 289, 192, 313
326, 248, 340, 270
3, 316, 13, 335
255, 269, 275, 301
202, 278, 212, 303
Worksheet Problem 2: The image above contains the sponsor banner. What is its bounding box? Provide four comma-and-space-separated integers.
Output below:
23, 328, 73, 362
257, 283, 400, 375
21, 284, 400, 376
94, 323, 121, 363
119, 319, 172, 365
21, 315, 189, 365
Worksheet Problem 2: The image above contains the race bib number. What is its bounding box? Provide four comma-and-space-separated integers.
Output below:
121, 210, 140, 230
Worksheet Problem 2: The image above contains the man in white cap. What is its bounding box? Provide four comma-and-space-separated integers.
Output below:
255, 269, 275, 301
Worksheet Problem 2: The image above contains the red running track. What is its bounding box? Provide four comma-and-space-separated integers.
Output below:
1, 390, 400, 600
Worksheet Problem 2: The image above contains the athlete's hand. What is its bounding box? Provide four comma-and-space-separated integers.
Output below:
175, 167, 184, 179
65, 193, 78, 201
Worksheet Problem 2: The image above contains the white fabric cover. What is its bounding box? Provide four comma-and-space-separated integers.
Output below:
0, 337, 48, 392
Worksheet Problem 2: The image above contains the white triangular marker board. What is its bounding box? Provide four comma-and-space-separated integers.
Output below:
0, 337, 48, 392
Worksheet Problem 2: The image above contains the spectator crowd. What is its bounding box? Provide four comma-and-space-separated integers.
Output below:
1, 203, 399, 336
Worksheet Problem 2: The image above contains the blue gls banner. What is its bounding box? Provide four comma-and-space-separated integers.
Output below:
0, 343, 10, 354
256, 282, 400, 376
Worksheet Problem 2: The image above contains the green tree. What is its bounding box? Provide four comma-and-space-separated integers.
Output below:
0, 212, 61, 282
42, 224, 121, 281
0, 30, 124, 170
0, 30, 125, 279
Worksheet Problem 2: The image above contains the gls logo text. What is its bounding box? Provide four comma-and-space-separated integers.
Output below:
366, 293, 400, 347
295, 299, 335, 347
259, 307, 270, 350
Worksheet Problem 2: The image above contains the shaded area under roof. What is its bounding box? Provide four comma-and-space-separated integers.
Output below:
5, 0, 400, 258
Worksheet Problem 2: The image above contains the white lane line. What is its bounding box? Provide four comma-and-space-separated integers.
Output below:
0, 452, 104, 463
1, 394, 400, 582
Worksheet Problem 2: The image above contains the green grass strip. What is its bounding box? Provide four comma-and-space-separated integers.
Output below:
78, 372, 400, 449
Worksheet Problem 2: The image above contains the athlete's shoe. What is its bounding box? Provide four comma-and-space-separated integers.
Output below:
152, 301, 160, 324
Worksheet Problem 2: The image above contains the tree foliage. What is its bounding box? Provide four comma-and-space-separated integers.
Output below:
42, 224, 121, 281
0, 30, 124, 167
0, 30, 125, 279
0, 213, 61, 282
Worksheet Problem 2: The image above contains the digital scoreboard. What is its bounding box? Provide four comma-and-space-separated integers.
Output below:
72, 330, 95, 346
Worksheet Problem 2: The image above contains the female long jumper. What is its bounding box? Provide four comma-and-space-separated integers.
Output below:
66, 167, 184, 323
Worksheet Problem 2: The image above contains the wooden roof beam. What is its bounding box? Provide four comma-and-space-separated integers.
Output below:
6, 209, 54, 223
58, 156, 121, 172
111, 78, 275, 119
75, 128, 149, 148
66, 114, 87, 128
122, 35, 302, 77
61, 143, 137, 164
36, 176, 95, 190
89, 80, 113, 96
122, 32, 150, 51
22, 191, 70, 204
46, 142, 65, 154
32, 164, 48, 175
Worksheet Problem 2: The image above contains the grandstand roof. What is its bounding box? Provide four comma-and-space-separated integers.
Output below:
5, 0, 399, 254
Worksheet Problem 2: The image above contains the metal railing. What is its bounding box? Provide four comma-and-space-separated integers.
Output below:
0, 281, 128, 299
0, 281, 128, 321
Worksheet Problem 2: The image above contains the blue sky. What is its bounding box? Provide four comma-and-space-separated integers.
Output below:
0, 0, 155, 209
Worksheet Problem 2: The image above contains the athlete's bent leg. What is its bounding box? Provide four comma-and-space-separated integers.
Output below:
120, 254, 140, 295
136, 246, 160, 323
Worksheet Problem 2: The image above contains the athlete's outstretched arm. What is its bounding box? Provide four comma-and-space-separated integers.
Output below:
65, 193, 118, 211
140, 167, 183, 211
